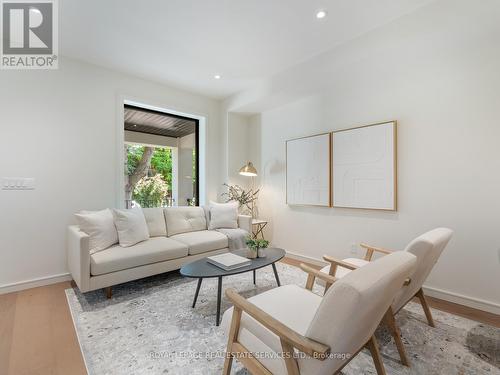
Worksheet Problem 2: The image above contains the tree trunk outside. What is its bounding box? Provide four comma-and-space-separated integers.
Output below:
125, 146, 154, 206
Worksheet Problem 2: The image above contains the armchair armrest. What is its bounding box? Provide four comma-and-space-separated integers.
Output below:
359, 243, 393, 261
67, 225, 91, 292
225, 288, 330, 359
323, 255, 359, 271
299, 263, 337, 291
237, 214, 252, 234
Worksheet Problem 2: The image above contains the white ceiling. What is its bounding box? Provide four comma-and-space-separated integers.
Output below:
60, 0, 434, 99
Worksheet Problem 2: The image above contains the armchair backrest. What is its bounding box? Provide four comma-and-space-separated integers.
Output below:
303, 252, 416, 375
392, 227, 453, 312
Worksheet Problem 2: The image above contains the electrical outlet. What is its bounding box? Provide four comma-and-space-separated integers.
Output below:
350, 243, 358, 255
2, 177, 35, 190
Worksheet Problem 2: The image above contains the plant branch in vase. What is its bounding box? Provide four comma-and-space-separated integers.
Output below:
221, 183, 259, 217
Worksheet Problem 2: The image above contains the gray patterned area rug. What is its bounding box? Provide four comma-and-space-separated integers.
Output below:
65, 263, 499, 375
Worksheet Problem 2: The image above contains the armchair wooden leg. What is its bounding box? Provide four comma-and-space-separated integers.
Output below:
416, 288, 435, 327
305, 273, 315, 291
222, 349, 233, 375
105, 287, 112, 299
384, 308, 410, 366
280, 338, 300, 375
366, 336, 386, 375
223, 306, 242, 375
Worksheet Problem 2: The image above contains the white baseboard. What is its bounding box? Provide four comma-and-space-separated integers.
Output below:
423, 286, 500, 315
284, 251, 500, 316
0, 273, 72, 294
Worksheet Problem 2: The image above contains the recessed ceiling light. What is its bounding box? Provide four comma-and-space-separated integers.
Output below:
214, 74, 221, 80
316, 10, 327, 19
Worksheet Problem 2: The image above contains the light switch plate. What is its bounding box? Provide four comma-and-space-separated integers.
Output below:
2, 177, 35, 190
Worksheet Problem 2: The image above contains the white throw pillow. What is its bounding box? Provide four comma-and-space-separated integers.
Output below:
209, 201, 239, 230
113, 208, 150, 247
75, 209, 118, 254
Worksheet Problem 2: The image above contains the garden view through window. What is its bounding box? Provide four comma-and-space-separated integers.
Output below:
124, 105, 199, 208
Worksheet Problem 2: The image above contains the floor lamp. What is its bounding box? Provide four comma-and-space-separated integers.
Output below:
239, 161, 258, 218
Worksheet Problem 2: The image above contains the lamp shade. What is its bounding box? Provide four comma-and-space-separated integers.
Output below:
239, 161, 257, 177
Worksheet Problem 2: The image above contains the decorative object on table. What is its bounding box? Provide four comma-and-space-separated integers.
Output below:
239, 161, 260, 218
245, 236, 269, 259
251, 218, 268, 240
221, 183, 259, 217
286, 132, 332, 207
180, 247, 284, 325
206, 253, 252, 271
332, 121, 397, 210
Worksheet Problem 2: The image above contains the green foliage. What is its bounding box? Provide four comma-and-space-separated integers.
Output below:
245, 237, 269, 251
126, 145, 145, 175
126, 143, 198, 206
150, 147, 173, 189
126, 145, 173, 194
133, 174, 169, 208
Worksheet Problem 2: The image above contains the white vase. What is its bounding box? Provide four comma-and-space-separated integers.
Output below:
257, 248, 267, 258
246, 248, 257, 259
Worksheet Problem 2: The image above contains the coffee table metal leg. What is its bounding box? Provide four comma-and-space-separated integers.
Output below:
216, 276, 223, 326
253, 269, 256, 285
192, 278, 203, 308
271, 263, 281, 286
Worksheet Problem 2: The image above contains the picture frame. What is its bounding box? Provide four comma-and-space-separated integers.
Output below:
332, 121, 397, 211
285, 133, 332, 207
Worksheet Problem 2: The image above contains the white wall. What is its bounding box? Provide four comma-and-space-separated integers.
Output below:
178, 133, 196, 206
226, 0, 500, 313
227, 113, 250, 187
0, 57, 222, 291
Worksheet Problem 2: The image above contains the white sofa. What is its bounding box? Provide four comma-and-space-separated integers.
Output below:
67, 206, 252, 294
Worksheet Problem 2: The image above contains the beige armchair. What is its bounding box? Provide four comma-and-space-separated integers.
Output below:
221, 252, 417, 375
317, 228, 453, 366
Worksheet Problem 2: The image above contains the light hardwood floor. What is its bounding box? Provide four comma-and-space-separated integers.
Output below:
0, 281, 87, 375
1, 258, 498, 375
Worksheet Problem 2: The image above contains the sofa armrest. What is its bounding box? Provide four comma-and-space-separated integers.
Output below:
67, 225, 91, 292
237, 214, 252, 234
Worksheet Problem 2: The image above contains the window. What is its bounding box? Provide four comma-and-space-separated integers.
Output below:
123, 105, 199, 208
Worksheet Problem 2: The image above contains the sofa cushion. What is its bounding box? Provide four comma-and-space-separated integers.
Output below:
75, 209, 118, 254
164, 207, 207, 236
221, 285, 322, 375
112, 208, 150, 247
208, 201, 239, 230
90, 237, 188, 276
170, 230, 228, 255
142, 208, 167, 237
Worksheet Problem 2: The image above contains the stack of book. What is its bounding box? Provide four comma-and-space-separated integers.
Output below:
207, 253, 252, 271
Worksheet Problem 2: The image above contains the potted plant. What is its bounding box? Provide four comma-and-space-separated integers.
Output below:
245, 237, 269, 259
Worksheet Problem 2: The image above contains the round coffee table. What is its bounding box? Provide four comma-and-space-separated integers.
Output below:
180, 248, 286, 326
